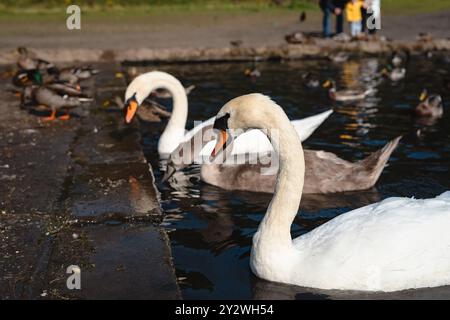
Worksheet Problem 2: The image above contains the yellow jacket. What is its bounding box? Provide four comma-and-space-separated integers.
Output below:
346, 1, 363, 22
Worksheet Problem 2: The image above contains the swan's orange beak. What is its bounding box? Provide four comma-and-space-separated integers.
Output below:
211, 129, 228, 158
125, 100, 138, 124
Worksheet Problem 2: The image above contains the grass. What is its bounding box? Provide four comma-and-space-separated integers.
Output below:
382, 0, 450, 14
0, 0, 449, 20
0, 0, 315, 14
0, 1, 309, 22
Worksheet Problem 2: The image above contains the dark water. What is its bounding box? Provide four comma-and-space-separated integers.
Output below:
133, 56, 450, 299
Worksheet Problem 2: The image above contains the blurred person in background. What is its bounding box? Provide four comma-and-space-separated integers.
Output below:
320, 0, 346, 37
334, 0, 349, 35
346, 0, 366, 37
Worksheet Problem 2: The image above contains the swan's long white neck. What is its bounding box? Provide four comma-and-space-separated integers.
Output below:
236, 96, 304, 280
125, 72, 188, 157
256, 110, 305, 247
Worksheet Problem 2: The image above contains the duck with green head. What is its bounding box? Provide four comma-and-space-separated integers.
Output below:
380, 64, 406, 81
415, 89, 443, 118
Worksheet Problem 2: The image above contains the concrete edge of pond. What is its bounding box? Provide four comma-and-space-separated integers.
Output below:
0, 63, 181, 299
0, 39, 449, 65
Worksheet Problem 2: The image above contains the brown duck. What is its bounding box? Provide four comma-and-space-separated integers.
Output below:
22, 86, 90, 121
16, 47, 55, 71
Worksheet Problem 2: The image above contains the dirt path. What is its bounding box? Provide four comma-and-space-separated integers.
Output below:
0, 11, 449, 51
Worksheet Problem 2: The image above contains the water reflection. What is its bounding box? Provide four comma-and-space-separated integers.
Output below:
252, 276, 450, 300
134, 56, 449, 299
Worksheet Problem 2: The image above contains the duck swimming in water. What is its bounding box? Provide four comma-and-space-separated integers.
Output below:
415, 89, 444, 118
244, 67, 261, 79
380, 65, 406, 81
323, 79, 374, 101
390, 50, 410, 67
302, 72, 320, 89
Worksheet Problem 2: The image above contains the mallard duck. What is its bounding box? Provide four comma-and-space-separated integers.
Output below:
285, 31, 314, 44
390, 50, 410, 67
415, 89, 444, 118
13, 68, 91, 97
244, 67, 261, 79
12, 69, 43, 87
16, 47, 55, 71
48, 66, 99, 85
22, 86, 91, 121
380, 65, 406, 81
302, 72, 319, 88
46, 82, 89, 98
323, 79, 373, 101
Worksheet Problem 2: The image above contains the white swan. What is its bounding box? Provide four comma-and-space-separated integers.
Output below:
123, 71, 333, 158
210, 93, 450, 292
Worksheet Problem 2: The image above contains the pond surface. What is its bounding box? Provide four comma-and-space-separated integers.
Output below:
131, 56, 450, 299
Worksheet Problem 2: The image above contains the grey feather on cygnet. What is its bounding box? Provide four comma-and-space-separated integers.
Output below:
165, 123, 401, 194
201, 136, 401, 194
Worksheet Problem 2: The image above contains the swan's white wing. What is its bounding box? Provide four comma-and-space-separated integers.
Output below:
183, 116, 216, 141
198, 110, 333, 157
291, 109, 333, 142
292, 192, 450, 292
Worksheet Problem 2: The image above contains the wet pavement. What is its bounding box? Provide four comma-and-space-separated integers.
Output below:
0, 63, 179, 299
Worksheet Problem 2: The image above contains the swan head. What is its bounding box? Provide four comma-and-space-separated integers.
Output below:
123, 72, 155, 123
123, 71, 185, 124
124, 93, 138, 123
211, 93, 288, 158
124, 73, 156, 124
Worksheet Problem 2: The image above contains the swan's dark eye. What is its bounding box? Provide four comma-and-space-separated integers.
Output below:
213, 113, 230, 130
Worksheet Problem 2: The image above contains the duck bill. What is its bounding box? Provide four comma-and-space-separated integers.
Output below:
419, 91, 428, 102
211, 129, 229, 158
125, 100, 138, 123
